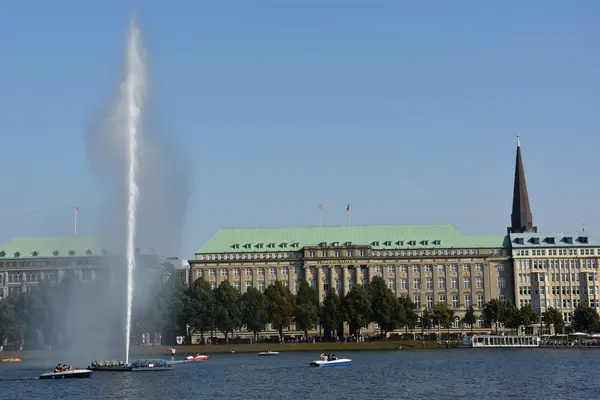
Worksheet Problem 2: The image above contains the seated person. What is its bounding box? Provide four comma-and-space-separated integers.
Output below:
54, 364, 62, 373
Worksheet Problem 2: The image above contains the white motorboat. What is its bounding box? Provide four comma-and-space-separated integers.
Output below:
39, 369, 93, 379
309, 358, 352, 367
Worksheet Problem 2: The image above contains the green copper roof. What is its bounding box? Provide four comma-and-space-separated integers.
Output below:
0, 236, 111, 259
197, 225, 509, 254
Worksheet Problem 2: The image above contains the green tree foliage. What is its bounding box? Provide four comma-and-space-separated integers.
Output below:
398, 295, 418, 330
421, 308, 433, 329
462, 306, 476, 333
320, 289, 344, 338
241, 287, 268, 340
264, 281, 295, 340
433, 302, 455, 332
482, 299, 504, 333
517, 303, 538, 327
342, 285, 371, 336
542, 307, 565, 334
503, 302, 521, 332
368, 276, 397, 334
572, 304, 599, 332
213, 280, 242, 340
183, 278, 214, 340
0, 298, 20, 345
294, 281, 319, 338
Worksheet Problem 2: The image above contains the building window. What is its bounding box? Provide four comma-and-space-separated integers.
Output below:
232, 269, 240, 276
283, 280, 289, 288
463, 264, 471, 273
246, 281, 252, 290
497, 264, 505, 272
245, 268, 252, 276
258, 281, 265, 292
438, 278, 445, 289
477, 295, 484, 308
426, 264, 433, 273
309, 251, 315, 258
452, 294, 459, 308
498, 277, 505, 289
450, 264, 458, 273
335, 280, 342, 293
465, 294, 472, 307
414, 295, 421, 309
283, 267, 289, 275
221, 269, 228, 277
427, 295, 434, 309
439, 294, 446, 303
233, 282, 240, 292
413, 265, 420, 273
209, 269, 216, 276
323, 280, 330, 292
413, 279, 421, 290
476, 264, 484, 272
464, 278, 471, 289
438, 264, 445, 273
388, 265, 395, 274
426, 278, 433, 289
401, 279, 408, 290
388, 279, 396, 292
270, 267, 276, 276
210, 282, 217, 290
258, 268, 264, 276
476, 277, 483, 289
451, 278, 458, 289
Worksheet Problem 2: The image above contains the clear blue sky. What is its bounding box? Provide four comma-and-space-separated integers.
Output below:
0, 1, 598, 257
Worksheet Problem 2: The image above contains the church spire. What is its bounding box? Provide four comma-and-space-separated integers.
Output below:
508, 135, 537, 234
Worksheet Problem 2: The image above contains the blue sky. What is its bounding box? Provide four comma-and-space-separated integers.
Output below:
0, 1, 598, 257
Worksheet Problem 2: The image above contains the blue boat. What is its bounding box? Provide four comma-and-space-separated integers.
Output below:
131, 359, 173, 372
258, 351, 280, 356
309, 358, 352, 367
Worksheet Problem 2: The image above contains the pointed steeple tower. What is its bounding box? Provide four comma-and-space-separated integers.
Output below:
508, 135, 537, 233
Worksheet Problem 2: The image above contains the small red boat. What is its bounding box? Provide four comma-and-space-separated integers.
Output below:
186, 354, 210, 361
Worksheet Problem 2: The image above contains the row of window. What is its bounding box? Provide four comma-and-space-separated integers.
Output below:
517, 259, 597, 270
0, 259, 98, 268
518, 272, 598, 283
396, 276, 486, 290
519, 285, 600, 297
514, 248, 598, 257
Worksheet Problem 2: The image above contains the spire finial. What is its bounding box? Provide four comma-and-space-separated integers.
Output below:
517, 133, 520, 147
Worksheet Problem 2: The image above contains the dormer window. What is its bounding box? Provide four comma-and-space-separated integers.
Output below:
420, 240, 429, 246
513, 238, 524, 245
243, 243, 251, 249
383, 241, 392, 246
331, 242, 340, 247
0, 251, 4, 257
231, 244, 240, 249
255, 243, 264, 249
319, 242, 327, 247
562, 237, 573, 244
291, 242, 299, 248
267, 243, 275, 248
544, 237, 555, 244
371, 241, 380, 246
13, 252, 20, 258
344, 241, 352, 246
85, 249, 92, 255
68, 250, 76, 256
279, 243, 288, 248
408, 241, 416, 246
53, 250, 59, 256
528, 237, 540, 245
432, 240, 441, 245
395, 241, 404, 246
32, 251, 38, 257
577, 236, 589, 244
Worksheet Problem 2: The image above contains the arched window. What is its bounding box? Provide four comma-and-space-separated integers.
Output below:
477, 315, 485, 328
452, 316, 461, 328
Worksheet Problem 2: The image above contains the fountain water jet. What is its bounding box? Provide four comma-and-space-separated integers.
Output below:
123, 19, 146, 365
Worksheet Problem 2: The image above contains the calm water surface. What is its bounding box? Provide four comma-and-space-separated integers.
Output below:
1, 349, 598, 399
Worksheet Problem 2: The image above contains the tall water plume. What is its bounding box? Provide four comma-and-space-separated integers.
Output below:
123, 19, 145, 365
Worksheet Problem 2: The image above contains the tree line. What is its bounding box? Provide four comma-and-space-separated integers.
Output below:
3, 272, 598, 348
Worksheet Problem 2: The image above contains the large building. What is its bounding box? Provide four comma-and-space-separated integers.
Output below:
191, 225, 512, 328
0, 236, 161, 299
189, 137, 600, 332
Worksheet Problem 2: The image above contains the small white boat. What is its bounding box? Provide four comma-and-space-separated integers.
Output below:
257, 351, 279, 356
39, 369, 93, 379
309, 358, 352, 367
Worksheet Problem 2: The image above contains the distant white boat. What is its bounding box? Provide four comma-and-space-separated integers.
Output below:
258, 351, 280, 356
309, 358, 352, 367
460, 335, 540, 348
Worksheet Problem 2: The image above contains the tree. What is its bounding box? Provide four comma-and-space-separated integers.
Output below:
342, 285, 371, 336
462, 306, 476, 333
183, 279, 215, 341
320, 289, 344, 338
0, 299, 20, 345
213, 280, 242, 340
503, 302, 521, 332
482, 299, 504, 333
572, 304, 599, 332
421, 309, 433, 330
368, 276, 397, 335
433, 302, 455, 333
517, 303, 538, 327
294, 281, 319, 338
398, 295, 418, 331
542, 307, 565, 334
264, 281, 295, 340
241, 287, 269, 341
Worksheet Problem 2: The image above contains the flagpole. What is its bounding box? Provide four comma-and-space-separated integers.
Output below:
319, 204, 323, 227
74, 207, 78, 236
347, 204, 351, 226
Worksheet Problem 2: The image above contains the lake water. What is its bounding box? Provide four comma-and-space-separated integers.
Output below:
1, 349, 598, 399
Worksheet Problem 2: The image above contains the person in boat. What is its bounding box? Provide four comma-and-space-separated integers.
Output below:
170, 347, 176, 361
54, 364, 62, 373
320, 353, 327, 361
331, 354, 338, 361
